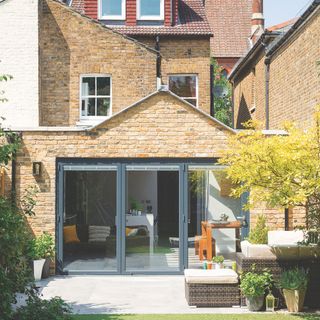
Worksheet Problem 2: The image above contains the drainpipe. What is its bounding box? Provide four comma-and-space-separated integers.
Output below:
155, 36, 162, 90
284, 208, 289, 231
210, 64, 214, 117
264, 57, 270, 130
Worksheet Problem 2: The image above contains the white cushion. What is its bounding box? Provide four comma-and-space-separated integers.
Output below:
268, 230, 304, 246
184, 269, 238, 284
88, 225, 111, 242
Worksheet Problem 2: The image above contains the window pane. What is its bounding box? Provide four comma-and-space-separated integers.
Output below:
97, 77, 111, 96
102, 0, 122, 16
185, 99, 197, 106
140, 0, 160, 16
169, 76, 197, 98
97, 98, 110, 116
86, 98, 96, 116
82, 77, 95, 96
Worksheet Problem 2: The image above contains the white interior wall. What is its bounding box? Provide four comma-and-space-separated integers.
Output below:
207, 171, 241, 253
127, 171, 158, 235
0, 0, 39, 128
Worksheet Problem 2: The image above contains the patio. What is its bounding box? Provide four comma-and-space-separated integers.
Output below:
36, 275, 250, 314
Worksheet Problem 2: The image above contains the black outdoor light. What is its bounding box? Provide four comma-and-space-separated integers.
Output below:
32, 162, 42, 177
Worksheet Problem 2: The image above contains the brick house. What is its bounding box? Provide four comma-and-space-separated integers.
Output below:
0, 0, 256, 275
228, 0, 320, 231
230, 0, 320, 130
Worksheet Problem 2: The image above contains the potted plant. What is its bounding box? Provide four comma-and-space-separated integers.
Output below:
240, 268, 273, 311
278, 267, 308, 312
212, 255, 224, 269
240, 215, 274, 258
29, 232, 55, 281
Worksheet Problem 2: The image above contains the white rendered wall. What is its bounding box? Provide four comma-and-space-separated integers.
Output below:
0, 0, 39, 128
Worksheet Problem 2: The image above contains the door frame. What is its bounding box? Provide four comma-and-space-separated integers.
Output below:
56, 158, 225, 275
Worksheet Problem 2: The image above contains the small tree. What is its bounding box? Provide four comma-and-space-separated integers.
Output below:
212, 58, 232, 127
219, 107, 320, 237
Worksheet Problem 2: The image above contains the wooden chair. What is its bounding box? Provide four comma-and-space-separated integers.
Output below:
194, 221, 215, 261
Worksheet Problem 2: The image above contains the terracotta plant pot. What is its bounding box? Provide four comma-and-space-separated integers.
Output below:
283, 288, 306, 312
246, 295, 264, 311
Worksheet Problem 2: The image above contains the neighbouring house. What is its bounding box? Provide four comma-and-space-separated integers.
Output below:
230, 0, 320, 130
0, 0, 255, 275
228, 0, 320, 230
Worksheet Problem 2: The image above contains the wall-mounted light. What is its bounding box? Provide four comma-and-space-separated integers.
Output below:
32, 162, 42, 177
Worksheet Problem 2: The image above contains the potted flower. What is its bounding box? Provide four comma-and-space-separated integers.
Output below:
212, 255, 224, 269
278, 267, 308, 312
29, 232, 55, 281
240, 268, 273, 311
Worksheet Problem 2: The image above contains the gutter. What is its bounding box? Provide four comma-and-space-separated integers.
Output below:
266, 0, 320, 58
228, 31, 279, 81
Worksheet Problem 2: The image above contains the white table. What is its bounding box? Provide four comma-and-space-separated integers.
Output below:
125, 213, 154, 253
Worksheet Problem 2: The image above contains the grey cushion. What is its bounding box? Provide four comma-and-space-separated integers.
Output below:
88, 225, 111, 242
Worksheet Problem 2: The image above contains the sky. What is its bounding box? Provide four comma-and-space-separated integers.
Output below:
264, 0, 313, 27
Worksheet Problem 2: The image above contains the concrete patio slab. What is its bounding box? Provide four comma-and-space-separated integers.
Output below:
37, 275, 251, 314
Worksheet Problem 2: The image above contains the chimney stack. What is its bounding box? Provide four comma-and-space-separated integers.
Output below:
251, 0, 264, 40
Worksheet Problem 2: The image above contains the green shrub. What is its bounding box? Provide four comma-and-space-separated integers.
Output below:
247, 215, 269, 244
29, 232, 55, 260
14, 288, 72, 320
212, 255, 224, 263
240, 267, 273, 298
0, 197, 32, 320
278, 267, 309, 290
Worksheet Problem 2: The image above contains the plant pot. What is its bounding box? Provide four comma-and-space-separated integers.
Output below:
41, 258, 52, 279
283, 288, 306, 312
246, 295, 264, 311
213, 263, 224, 269
33, 259, 45, 281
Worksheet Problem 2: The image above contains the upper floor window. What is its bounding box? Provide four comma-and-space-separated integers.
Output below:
137, 0, 164, 20
169, 75, 198, 107
99, 0, 126, 20
80, 75, 112, 118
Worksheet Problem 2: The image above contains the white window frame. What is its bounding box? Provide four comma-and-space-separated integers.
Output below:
98, 0, 126, 20
137, 0, 164, 20
168, 74, 199, 108
79, 74, 112, 120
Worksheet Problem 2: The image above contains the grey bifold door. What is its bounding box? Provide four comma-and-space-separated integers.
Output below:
57, 164, 121, 274
57, 163, 185, 275
123, 165, 183, 274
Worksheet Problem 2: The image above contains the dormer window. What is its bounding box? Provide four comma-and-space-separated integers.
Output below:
137, 0, 164, 20
99, 0, 126, 20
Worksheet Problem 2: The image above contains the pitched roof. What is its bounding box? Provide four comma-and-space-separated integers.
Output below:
266, 18, 298, 32
92, 88, 236, 133
206, 0, 252, 57
71, 0, 212, 36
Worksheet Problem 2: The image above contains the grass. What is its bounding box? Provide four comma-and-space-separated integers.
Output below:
71, 314, 320, 320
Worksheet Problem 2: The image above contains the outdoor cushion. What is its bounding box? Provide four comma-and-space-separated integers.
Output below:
184, 269, 238, 284
268, 230, 304, 246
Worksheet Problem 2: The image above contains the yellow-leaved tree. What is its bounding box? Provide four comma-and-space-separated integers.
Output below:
219, 107, 320, 237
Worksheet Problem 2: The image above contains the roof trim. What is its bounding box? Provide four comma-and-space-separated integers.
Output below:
266, 0, 320, 57
49, 0, 159, 55
228, 31, 278, 81
91, 89, 237, 134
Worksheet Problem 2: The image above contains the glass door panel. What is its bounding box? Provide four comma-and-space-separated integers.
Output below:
63, 169, 118, 272
124, 166, 181, 272
187, 166, 242, 269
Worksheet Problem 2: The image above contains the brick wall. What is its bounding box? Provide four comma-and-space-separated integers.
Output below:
16, 91, 232, 237
0, 0, 39, 128
136, 37, 211, 114
268, 10, 320, 129
233, 52, 266, 129
39, 0, 157, 126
